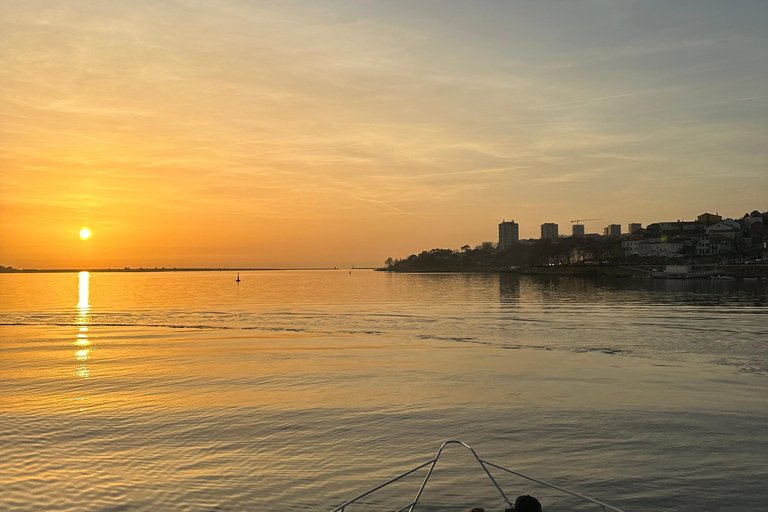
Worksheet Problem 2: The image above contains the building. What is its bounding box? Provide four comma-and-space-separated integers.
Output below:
705, 220, 741, 240
572, 224, 585, 237
743, 210, 765, 230
621, 235, 644, 256
697, 233, 735, 255
657, 220, 704, 233
603, 224, 621, 237
638, 240, 686, 258
498, 220, 519, 250
540, 223, 559, 240
628, 223, 642, 234
697, 212, 722, 225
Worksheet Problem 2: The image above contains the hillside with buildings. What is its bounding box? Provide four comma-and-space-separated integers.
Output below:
385, 210, 768, 274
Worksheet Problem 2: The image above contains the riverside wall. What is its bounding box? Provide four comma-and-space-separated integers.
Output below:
384, 264, 768, 278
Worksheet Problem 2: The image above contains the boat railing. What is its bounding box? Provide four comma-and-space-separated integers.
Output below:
330, 440, 626, 512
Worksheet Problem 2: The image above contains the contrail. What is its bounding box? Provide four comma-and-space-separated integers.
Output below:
695, 95, 768, 107
517, 91, 654, 111
406, 165, 530, 180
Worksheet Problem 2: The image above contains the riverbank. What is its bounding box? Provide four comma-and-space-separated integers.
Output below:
379, 264, 768, 278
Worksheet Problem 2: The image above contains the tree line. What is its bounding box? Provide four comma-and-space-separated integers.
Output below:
385, 237, 623, 271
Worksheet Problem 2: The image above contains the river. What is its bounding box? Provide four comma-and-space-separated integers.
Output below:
1, 270, 766, 511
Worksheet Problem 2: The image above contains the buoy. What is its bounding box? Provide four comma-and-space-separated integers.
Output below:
236, 272, 241, 283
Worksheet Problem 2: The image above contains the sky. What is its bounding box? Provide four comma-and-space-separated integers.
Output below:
1, 0, 766, 269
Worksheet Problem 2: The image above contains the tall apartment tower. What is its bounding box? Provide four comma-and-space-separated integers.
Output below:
541, 223, 559, 240
572, 224, 585, 237
628, 223, 642, 234
603, 224, 622, 237
498, 220, 519, 251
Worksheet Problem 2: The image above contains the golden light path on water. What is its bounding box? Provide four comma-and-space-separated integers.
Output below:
74, 271, 90, 381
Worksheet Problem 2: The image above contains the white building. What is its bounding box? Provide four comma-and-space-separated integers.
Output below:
622, 235, 644, 256
638, 240, 685, 258
706, 220, 741, 239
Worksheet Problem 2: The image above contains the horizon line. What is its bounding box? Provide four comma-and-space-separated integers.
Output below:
0, 266, 380, 273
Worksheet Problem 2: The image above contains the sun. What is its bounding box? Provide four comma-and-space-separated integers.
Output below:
79, 227, 91, 240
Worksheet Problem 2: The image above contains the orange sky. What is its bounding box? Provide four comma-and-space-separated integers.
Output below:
2, 1, 766, 268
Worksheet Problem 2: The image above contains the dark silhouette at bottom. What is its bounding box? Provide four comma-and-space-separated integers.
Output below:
468, 494, 541, 512
510, 495, 543, 512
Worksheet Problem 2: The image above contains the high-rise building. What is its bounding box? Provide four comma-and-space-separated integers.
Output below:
572, 224, 585, 237
541, 223, 559, 240
603, 224, 621, 237
498, 220, 519, 250
628, 223, 642, 234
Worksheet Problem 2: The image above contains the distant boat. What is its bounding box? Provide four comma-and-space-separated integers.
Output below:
236, 272, 241, 283
711, 275, 735, 281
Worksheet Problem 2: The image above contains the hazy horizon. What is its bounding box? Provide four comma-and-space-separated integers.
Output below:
0, 202, 763, 270
2, 1, 766, 268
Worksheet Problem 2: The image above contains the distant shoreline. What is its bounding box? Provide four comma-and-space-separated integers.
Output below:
0, 267, 377, 274
378, 264, 768, 278
3, 265, 766, 278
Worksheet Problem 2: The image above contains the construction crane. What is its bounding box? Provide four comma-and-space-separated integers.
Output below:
571, 218, 602, 225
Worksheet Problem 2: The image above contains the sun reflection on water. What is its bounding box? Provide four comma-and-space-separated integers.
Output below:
74, 365, 91, 379
74, 271, 91, 379
77, 271, 90, 318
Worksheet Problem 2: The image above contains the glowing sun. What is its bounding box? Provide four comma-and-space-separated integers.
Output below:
79, 228, 91, 240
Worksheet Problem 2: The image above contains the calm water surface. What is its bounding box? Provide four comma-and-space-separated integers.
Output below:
1, 271, 767, 511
